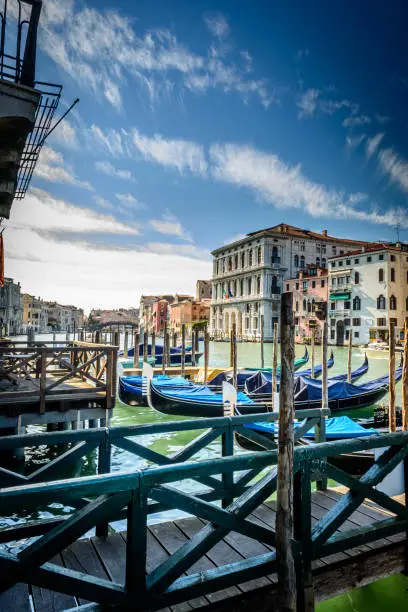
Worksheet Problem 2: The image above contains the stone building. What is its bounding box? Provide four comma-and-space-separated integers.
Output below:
196, 280, 212, 300
210, 224, 368, 341
22, 294, 47, 333
0, 278, 23, 335
170, 299, 210, 334
286, 266, 328, 343
328, 243, 408, 345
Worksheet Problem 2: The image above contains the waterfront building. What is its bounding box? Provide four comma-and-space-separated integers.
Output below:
328, 243, 408, 345
196, 280, 212, 300
0, 278, 23, 335
286, 266, 328, 343
152, 299, 171, 334
88, 308, 138, 330
46, 302, 84, 332
170, 299, 211, 334
22, 294, 48, 333
210, 223, 368, 341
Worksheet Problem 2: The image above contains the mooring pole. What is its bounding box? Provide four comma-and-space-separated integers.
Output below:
162, 323, 167, 374
402, 318, 408, 431
173, 329, 177, 348
276, 292, 296, 611
143, 328, 148, 364
133, 330, 140, 369
322, 321, 329, 413
191, 328, 196, 366
166, 328, 171, 371
124, 330, 129, 358
260, 314, 265, 369
151, 330, 156, 361
271, 321, 278, 412
204, 325, 209, 384
311, 327, 315, 379
229, 325, 234, 368
181, 323, 186, 378
347, 327, 353, 383
389, 321, 396, 432
232, 322, 237, 389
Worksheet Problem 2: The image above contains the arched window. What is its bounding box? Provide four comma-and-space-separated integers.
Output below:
272, 246, 279, 263
294, 254, 299, 267
271, 275, 278, 286
300, 255, 305, 269
228, 257, 232, 271
378, 269, 384, 282
257, 246, 262, 264
248, 278, 252, 294
248, 250, 253, 267
234, 254, 238, 269
241, 252, 245, 268
377, 294, 386, 309
307, 301, 311, 313
303, 299, 307, 311
316, 257, 320, 267
390, 295, 397, 310
391, 268, 395, 282
312, 298, 316, 312
295, 300, 299, 312
322, 258, 327, 267
354, 271, 360, 284
240, 279, 244, 296
353, 296, 361, 311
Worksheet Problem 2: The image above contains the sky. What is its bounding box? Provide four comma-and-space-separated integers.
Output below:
4, 0, 408, 312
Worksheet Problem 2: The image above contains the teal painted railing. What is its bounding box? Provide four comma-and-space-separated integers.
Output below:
0, 417, 407, 609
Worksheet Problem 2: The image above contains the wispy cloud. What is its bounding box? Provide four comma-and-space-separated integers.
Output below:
115, 193, 147, 210
36, 147, 93, 191
209, 142, 408, 227
297, 88, 320, 118
95, 161, 135, 181
50, 120, 78, 149
93, 195, 114, 210
376, 114, 390, 124
204, 13, 230, 39
132, 129, 208, 174
149, 210, 192, 241
346, 134, 366, 150
366, 133, 385, 159
342, 115, 371, 128
377, 148, 408, 195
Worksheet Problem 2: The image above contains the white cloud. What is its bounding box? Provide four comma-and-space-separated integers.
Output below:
297, 89, 320, 118
377, 148, 408, 195
115, 193, 147, 210
366, 133, 385, 159
204, 13, 230, 39
93, 195, 114, 210
95, 161, 135, 181
132, 129, 208, 174
376, 114, 390, 124
149, 210, 192, 241
346, 134, 366, 150
209, 142, 408, 227
35, 146, 93, 191
88, 125, 126, 156
50, 120, 78, 149
9, 188, 141, 235
342, 115, 371, 128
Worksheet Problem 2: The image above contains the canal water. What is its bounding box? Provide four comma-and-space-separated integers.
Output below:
3, 336, 408, 609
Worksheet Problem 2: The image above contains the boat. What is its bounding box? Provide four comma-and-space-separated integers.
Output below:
244, 347, 309, 373
120, 351, 203, 368
119, 374, 193, 406
244, 352, 369, 401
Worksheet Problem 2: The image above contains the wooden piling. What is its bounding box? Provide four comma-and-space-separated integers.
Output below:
133, 331, 140, 368
229, 327, 234, 367
151, 331, 156, 360
191, 328, 196, 366
181, 324, 186, 378
260, 314, 265, 369
271, 321, 278, 412
402, 318, 408, 431
232, 322, 237, 389
124, 331, 129, 358
194, 329, 199, 352
311, 327, 315, 379
162, 324, 167, 374
389, 320, 396, 433
347, 327, 353, 383
143, 329, 148, 364
276, 292, 296, 612
204, 326, 209, 384
322, 321, 329, 412
172, 330, 177, 348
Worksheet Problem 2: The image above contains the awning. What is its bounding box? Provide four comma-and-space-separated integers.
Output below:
329, 293, 350, 301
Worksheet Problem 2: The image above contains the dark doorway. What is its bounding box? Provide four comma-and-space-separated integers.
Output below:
336, 320, 344, 346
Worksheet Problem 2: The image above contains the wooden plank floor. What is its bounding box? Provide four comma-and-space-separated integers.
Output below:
0, 375, 105, 406
0, 490, 405, 612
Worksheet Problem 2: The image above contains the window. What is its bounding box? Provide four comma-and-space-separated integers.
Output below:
354, 271, 360, 284
307, 301, 312, 313
377, 295, 386, 309
352, 318, 361, 326
257, 246, 262, 264
272, 246, 279, 263
295, 282, 299, 290
312, 281, 316, 288
248, 250, 253, 266
241, 252, 245, 268
330, 302, 336, 310
367, 256, 372, 263
346, 259, 351, 265
390, 295, 397, 310
257, 277, 261, 294
332, 278, 336, 286
338, 260, 343, 267
406, 271, 408, 283
353, 296, 361, 311
330, 329, 335, 340
295, 301, 299, 312
322, 258, 327, 267
332, 246, 337, 255
286, 283, 289, 292
330, 318, 336, 327
316, 257, 320, 267
321, 279, 325, 288
391, 254, 396, 262
344, 301, 351, 310
377, 318, 386, 327
345, 330, 350, 340
300, 255, 305, 269
303, 280, 308, 291
234, 254, 238, 269
378, 269, 384, 282
354, 331, 360, 338
228, 257, 232, 271
406, 296, 408, 311
354, 258, 360, 264
309, 267, 317, 276
303, 299, 307, 311
294, 254, 299, 267
300, 242, 305, 252
391, 268, 395, 282
331, 261, 336, 268
379, 254, 384, 261
248, 278, 252, 294
240, 279, 244, 295
344, 318, 350, 326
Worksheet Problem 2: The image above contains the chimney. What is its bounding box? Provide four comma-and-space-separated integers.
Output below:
322, 229, 328, 237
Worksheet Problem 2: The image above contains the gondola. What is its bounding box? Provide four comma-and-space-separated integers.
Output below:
244, 351, 372, 401
120, 351, 203, 368
119, 374, 193, 406
244, 347, 309, 373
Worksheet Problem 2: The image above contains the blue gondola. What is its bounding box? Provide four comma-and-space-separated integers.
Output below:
119, 374, 193, 406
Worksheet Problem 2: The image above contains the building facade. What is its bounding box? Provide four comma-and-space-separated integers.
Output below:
170, 299, 211, 333
328, 243, 408, 345
0, 278, 23, 335
22, 294, 48, 333
196, 280, 212, 300
210, 224, 368, 341
286, 266, 328, 343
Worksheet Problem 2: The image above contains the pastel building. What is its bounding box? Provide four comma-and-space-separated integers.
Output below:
169, 299, 210, 334
286, 266, 328, 343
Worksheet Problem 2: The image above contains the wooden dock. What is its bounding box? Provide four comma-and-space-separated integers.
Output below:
1, 491, 405, 611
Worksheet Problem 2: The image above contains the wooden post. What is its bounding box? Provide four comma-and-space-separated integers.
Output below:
276, 292, 296, 612
162, 323, 167, 374
124, 330, 129, 358
151, 331, 156, 361
166, 328, 171, 372
389, 320, 396, 432
317, 319, 329, 491
271, 321, 278, 412
191, 328, 196, 366
143, 329, 148, 364
181, 323, 186, 378
194, 328, 199, 352
232, 322, 237, 389
229, 326, 234, 367
39, 347, 47, 414
204, 326, 209, 384
260, 314, 265, 369
402, 318, 408, 431
311, 327, 315, 379
172, 330, 177, 348
133, 331, 140, 368
347, 327, 353, 383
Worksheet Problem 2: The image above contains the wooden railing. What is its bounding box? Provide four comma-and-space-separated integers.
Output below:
0, 416, 407, 608
0, 341, 117, 412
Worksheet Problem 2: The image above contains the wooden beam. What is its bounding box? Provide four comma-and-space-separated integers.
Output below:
204, 326, 209, 385
347, 327, 353, 383
402, 317, 408, 431
232, 323, 237, 390
260, 315, 265, 369
311, 327, 315, 379
389, 320, 396, 432
181, 324, 186, 379
271, 322, 278, 412
276, 291, 296, 611
133, 331, 140, 369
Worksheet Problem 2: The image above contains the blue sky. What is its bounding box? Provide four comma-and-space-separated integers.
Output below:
6, 0, 408, 311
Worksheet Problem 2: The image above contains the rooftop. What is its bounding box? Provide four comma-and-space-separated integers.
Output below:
328, 242, 408, 260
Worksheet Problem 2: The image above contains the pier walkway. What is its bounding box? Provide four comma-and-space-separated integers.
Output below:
0, 413, 407, 611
